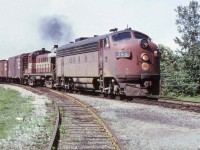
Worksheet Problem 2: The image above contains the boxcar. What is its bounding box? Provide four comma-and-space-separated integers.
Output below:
0, 60, 8, 82
8, 53, 29, 83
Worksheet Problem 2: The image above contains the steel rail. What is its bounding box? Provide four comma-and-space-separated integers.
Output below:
47, 102, 60, 150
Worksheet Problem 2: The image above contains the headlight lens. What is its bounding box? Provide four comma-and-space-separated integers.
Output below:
140, 39, 148, 48
142, 62, 149, 70
116, 51, 131, 59
141, 53, 149, 61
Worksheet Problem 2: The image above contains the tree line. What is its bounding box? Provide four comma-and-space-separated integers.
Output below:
160, 0, 200, 96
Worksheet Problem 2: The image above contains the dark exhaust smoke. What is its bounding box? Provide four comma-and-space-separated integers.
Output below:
39, 16, 73, 43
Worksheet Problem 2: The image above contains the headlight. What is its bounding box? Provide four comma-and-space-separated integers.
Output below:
140, 39, 148, 48
141, 53, 149, 61
116, 51, 131, 59
142, 62, 149, 70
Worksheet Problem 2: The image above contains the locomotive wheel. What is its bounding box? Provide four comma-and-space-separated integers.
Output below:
28, 80, 34, 87
73, 90, 78, 94
115, 95, 125, 100
98, 92, 108, 98
46, 81, 53, 88
108, 94, 115, 99
98, 93, 104, 98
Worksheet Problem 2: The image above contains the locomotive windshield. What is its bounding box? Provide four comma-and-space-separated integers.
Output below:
134, 32, 150, 40
112, 32, 132, 42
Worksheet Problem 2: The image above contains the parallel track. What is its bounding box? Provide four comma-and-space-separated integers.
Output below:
63, 90, 200, 113
127, 97, 200, 113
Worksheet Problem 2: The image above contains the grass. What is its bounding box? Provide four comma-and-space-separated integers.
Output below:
59, 108, 67, 138
0, 86, 34, 139
0, 86, 58, 149
43, 108, 57, 139
154, 94, 200, 103
60, 124, 66, 135
177, 96, 200, 102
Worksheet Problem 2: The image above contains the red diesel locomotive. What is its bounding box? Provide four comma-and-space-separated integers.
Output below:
56, 28, 160, 96
0, 28, 160, 97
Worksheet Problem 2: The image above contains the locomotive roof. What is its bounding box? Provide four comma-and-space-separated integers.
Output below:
37, 53, 49, 58
28, 49, 50, 56
57, 34, 108, 51
0, 59, 7, 61
37, 52, 56, 58
57, 28, 138, 51
8, 53, 30, 59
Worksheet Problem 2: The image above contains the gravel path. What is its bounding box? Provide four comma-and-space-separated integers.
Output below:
67, 93, 200, 150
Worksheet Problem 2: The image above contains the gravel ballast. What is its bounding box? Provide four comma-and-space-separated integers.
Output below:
1, 84, 199, 150
67, 93, 200, 150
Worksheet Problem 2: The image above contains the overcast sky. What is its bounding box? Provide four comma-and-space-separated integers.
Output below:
0, 0, 192, 59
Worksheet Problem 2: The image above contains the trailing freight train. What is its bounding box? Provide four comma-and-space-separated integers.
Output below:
0, 28, 160, 97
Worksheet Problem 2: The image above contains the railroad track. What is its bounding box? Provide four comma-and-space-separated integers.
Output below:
4, 84, 121, 149
125, 97, 200, 113
46, 89, 121, 150
14, 85, 121, 150
158, 98, 200, 112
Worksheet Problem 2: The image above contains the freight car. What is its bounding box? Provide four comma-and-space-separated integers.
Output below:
7, 53, 29, 83
0, 60, 8, 82
56, 28, 160, 97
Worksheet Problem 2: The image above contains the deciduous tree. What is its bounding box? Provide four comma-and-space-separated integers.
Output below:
174, 0, 200, 95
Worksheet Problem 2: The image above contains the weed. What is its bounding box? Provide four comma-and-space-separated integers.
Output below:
60, 125, 65, 134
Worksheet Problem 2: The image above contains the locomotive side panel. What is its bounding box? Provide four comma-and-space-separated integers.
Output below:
56, 57, 63, 77
25, 49, 50, 75
63, 52, 99, 77
36, 54, 52, 74
103, 47, 117, 77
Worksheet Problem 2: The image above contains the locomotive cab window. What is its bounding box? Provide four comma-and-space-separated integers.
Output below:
134, 32, 150, 40
112, 32, 132, 42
